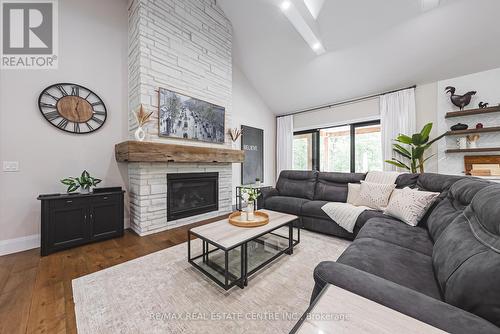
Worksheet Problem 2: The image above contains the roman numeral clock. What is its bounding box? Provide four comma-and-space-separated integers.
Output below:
38, 83, 107, 134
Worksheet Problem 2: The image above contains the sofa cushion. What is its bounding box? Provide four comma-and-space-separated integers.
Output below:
314, 172, 365, 202
276, 170, 317, 200
426, 178, 490, 242
338, 238, 441, 299
395, 173, 419, 189
356, 218, 434, 256
432, 184, 500, 327
264, 196, 309, 215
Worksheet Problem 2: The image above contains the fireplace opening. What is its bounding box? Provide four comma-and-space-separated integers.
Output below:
167, 172, 219, 221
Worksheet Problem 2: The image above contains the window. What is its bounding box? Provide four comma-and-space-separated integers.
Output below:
354, 123, 382, 172
292, 120, 382, 173
319, 125, 351, 173
293, 131, 317, 170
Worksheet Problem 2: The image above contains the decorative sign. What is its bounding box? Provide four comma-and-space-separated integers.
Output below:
241, 125, 264, 185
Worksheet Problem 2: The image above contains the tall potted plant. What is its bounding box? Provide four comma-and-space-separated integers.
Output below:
385, 123, 444, 173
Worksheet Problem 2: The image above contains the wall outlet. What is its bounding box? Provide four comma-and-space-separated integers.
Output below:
3, 161, 19, 172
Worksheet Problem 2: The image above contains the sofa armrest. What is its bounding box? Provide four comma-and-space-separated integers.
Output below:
260, 187, 279, 201
312, 261, 499, 334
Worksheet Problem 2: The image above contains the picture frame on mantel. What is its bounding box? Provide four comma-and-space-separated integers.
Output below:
241, 125, 264, 185
157, 87, 225, 144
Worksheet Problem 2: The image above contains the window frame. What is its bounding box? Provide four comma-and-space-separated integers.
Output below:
293, 120, 381, 173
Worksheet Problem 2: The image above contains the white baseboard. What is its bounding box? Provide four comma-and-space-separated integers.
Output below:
0, 234, 40, 256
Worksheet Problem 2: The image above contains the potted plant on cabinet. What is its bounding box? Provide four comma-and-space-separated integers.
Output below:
61, 170, 102, 194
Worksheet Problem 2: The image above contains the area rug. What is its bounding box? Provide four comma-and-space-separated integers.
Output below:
72, 229, 350, 334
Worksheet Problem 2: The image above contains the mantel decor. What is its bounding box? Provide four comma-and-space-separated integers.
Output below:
158, 88, 225, 144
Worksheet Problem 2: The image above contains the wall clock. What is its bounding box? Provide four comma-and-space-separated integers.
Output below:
38, 83, 107, 134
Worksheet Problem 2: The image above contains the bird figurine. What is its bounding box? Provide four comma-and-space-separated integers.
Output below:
478, 102, 489, 108
445, 86, 476, 110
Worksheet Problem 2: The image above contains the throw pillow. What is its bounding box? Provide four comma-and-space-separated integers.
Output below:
384, 187, 440, 226
346, 183, 361, 205
356, 181, 396, 210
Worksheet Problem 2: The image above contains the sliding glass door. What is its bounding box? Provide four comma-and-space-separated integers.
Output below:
292, 120, 382, 173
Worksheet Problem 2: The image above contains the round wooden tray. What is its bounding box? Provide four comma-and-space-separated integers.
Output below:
229, 211, 269, 228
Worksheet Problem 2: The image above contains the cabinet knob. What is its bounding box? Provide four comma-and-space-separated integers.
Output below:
66, 200, 73, 203
103, 196, 108, 200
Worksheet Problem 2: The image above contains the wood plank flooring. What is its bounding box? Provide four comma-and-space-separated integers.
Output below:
0, 216, 225, 334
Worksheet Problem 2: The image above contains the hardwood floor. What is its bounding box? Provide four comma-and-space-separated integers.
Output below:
0, 216, 225, 334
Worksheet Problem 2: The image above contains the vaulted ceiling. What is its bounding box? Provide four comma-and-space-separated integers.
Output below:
218, 0, 500, 114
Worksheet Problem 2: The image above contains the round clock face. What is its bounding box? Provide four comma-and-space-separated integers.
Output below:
38, 83, 107, 134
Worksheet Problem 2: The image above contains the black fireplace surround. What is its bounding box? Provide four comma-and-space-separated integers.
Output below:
167, 172, 219, 221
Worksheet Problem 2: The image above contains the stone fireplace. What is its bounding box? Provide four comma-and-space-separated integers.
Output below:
117, 141, 244, 236
166, 172, 219, 221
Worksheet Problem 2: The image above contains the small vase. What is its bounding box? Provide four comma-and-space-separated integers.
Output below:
80, 188, 90, 194
247, 201, 255, 221
135, 126, 146, 141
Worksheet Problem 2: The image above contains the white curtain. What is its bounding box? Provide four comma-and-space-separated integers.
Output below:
276, 115, 294, 177
380, 88, 416, 171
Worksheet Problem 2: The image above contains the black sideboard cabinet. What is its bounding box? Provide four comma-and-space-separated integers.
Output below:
37, 190, 125, 256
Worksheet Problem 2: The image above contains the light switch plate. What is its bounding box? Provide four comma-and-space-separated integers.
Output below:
3, 161, 19, 172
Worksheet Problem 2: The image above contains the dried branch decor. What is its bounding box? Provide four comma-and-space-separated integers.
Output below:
228, 128, 242, 142
134, 104, 153, 127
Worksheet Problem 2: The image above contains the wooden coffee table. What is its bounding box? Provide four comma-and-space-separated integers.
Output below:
290, 285, 446, 334
188, 209, 300, 290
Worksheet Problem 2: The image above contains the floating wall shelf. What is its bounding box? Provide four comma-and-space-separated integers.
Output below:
445, 106, 500, 119
445, 147, 500, 154
445, 126, 500, 136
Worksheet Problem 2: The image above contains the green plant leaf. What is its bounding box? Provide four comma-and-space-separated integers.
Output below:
392, 144, 412, 159
420, 123, 433, 140
395, 134, 412, 144
412, 133, 424, 145
82, 170, 90, 179
385, 160, 410, 170
61, 178, 74, 185
67, 184, 79, 193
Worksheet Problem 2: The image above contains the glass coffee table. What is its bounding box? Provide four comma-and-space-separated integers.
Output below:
188, 210, 300, 290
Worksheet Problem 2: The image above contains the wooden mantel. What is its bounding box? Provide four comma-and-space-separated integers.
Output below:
115, 141, 245, 163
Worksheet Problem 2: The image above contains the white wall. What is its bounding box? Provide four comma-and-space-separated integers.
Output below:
0, 0, 128, 253
231, 65, 276, 198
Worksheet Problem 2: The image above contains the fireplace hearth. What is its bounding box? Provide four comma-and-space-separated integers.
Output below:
167, 172, 219, 221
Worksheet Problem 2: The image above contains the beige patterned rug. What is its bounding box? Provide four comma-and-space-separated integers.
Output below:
72, 229, 350, 334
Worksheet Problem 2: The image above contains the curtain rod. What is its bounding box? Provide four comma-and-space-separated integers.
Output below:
276, 84, 417, 119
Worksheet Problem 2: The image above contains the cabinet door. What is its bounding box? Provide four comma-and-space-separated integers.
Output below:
49, 198, 89, 251
90, 195, 122, 240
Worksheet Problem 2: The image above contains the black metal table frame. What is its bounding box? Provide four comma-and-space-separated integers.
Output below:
188, 219, 300, 290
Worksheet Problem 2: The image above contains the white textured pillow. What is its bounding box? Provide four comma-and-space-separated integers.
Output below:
346, 183, 361, 205
356, 181, 396, 210
384, 187, 440, 226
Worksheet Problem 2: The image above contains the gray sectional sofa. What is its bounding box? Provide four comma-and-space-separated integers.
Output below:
262, 171, 500, 333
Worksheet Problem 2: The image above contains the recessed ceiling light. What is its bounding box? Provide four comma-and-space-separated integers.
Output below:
312, 42, 322, 51
280, 1, 292, 11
